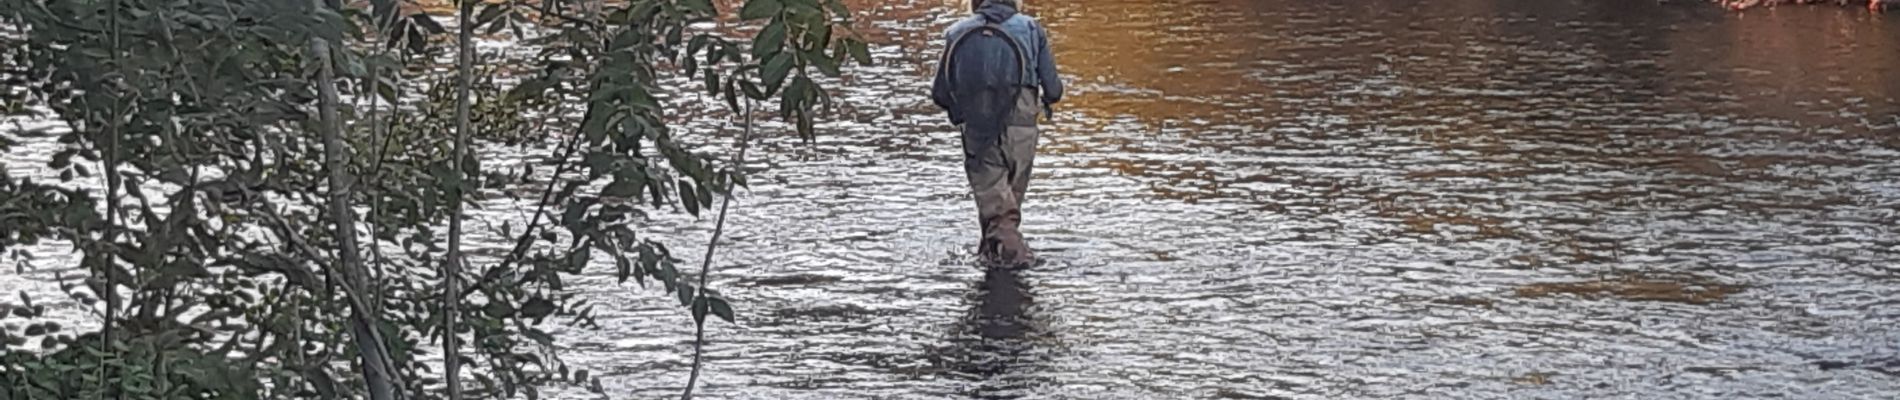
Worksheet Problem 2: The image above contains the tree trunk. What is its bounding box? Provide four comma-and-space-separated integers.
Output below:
311, 36, 402, 400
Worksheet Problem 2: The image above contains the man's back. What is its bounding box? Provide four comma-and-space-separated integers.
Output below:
943, 17, 1029, 136
931, 0, 1063, 126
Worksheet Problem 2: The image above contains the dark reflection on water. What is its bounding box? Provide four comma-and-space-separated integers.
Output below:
5, 0, 1900, 398
951, 267, 1040, 400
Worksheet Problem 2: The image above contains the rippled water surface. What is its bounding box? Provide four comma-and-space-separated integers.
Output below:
8, 0, 1900, 398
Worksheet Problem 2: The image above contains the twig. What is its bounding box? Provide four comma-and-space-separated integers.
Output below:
456, 96, 584, 301
256, 206, 403, 379
362, 0, 407, 297
311, 35, 404, 400
444, 0, 476, 396
681, 100, 755, 400
99, 0, 124, 396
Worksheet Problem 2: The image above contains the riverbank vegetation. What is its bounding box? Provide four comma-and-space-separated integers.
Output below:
1718, 0, 1894, 11
0, 0, 868, 398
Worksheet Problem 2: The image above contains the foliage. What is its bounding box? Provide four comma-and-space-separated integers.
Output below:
0, 0, 866, 397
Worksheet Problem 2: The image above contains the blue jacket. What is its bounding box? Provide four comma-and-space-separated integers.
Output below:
930, 0, 1063, 124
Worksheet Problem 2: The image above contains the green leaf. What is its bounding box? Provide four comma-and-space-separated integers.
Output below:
677, 283, 696, 306
377, 77, 399, 103
751, 19, 786, 59
704, 69, 720, 95
521, 296, 557, 319
562, 199, 591, 226
847, 39, 872, 66
761, 52, 794, 94
615, 253, 632, 283
811, 49, 840, 77
663, 258, 681, 285
705, 45, 725, 68
785, 0, 822, 23
476, 3, 508, 28
738, 0, 783, 20
691, 293, 710, 324
524, 328, 556, 348
678, 180, 700, 217
826, 0, 849, 19
688, 35, 710, 59
486, 14, 510, 35
567, 248, 591, 273
708, 293, 734, 323
603, 176, 642, 198
475, 375, 497, 393
797, 109, 815, 139
668, 25, 686, 49
698, 175, 716, 208
406, 23, 429, 54
372, 0, 399, 20
512, 75, 555, 99
725, 78, 743, 110
806, 16, 833, 46
512, 13, 528, 38
589, 83, 626, 103
342, 52, 369, 77
626, 85, 661, 111
638, 243, 658, 266
647, 172, 669, 207
483, 301, 513, 318
411, 13, 446, 34
782, 76, 811, 115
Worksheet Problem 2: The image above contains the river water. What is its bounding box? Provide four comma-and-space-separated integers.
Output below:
8, 0, 1900, 398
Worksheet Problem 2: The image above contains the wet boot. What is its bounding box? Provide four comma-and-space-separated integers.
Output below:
976, 214, 1028, 266
992, 228, 1034, 268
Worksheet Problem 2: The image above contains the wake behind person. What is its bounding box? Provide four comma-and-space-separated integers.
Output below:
932, 0, 1064, 268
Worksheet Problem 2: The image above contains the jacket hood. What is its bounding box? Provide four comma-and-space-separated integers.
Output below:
977, 0, 1019, 23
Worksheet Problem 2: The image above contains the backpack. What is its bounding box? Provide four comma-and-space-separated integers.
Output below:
940, 20, 1032, 137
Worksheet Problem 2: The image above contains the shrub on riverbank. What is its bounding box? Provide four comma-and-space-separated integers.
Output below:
0, 0, 867, 398
1718, 0, 1893, 11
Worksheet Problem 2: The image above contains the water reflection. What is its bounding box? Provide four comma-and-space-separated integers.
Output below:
949, 266, 1041, 400
5, 0, 1899, 398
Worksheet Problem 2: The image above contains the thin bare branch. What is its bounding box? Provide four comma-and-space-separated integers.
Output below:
682, 100, 755, 400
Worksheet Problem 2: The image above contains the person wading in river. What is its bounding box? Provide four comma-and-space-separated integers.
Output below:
931, 0, 1064, 267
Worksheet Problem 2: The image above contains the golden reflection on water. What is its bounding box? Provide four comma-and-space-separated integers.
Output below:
1010, 0, 1898, 130
1672, 7, 1899, 124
